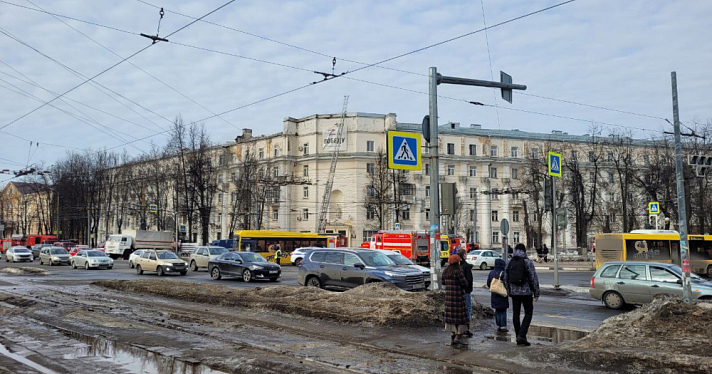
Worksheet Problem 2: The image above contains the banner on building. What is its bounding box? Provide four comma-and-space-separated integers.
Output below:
322, 125, 347, 151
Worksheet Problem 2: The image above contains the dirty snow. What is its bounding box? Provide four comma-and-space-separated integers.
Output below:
0, 267, 48, 275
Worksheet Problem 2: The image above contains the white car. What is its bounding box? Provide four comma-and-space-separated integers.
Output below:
466, 249, 502, 270
189, 246, 230, 271
290, 247, 321, 266
5, 246, 33, 262
375, 249, 431, 287
128, 249, 146, 268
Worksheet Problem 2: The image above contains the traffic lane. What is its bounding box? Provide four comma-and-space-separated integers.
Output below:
472, 269, 595, 288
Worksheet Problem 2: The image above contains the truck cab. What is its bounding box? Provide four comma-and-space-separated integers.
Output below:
105, 235, 133, 259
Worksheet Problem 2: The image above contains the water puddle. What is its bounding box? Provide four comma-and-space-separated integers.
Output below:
486, 325, 588, 344
61, 331, 227, 374
0, 342, 57, 374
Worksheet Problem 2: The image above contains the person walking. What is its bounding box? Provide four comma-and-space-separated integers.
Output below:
457, 249, 474, 337
542, 244, 549, 263
274, 245, 282, 265
486, 258, 509, 332
442, 254, 469, 347
503, 243, 540, 346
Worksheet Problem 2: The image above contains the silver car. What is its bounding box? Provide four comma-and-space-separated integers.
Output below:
71, 250, 114, 270
39, 246, 71, 266
590, 261, 712, 309
376, 250, 432, 289
5, 246, 33, 262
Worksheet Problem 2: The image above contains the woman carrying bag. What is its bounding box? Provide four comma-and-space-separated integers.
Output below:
487, 258, 509, 332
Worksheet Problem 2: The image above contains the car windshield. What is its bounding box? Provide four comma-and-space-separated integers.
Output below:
667, 266, 704, 282
209, 247, 228, 255
51, 248, 68, 255
359, 252, 395, 267
386, 253, 413, 265
157, 252, 179, 260
87, 251, 105, 257
237, 252, 266, 262
13, 248, 29, 253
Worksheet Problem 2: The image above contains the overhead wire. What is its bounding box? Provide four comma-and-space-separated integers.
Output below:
479, 0, 501, 129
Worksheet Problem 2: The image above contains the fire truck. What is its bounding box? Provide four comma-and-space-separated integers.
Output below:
361, 231, 452, 265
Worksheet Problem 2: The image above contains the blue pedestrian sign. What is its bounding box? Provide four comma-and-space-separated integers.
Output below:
387, 131, 421, 170
648, 202, 660, 215
149, 203, 158, 212
179, 225, 186, 233
548, 151, 562, 178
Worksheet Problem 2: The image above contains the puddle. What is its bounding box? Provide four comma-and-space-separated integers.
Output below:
61, 331, 227, 374
0, 341, 57, 374
486, 325, 588, 344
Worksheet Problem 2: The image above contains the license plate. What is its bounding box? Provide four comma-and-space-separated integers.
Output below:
412, 282, 425, 289
269, 270, 278, 274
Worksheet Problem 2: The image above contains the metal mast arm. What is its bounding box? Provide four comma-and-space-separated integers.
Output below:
317, 96, 348, 233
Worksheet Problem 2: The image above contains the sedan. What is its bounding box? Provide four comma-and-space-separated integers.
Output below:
71, 250, 114, 270
466, 250, 502, 270
209, 252, 281, 282
128, 249, 146, 268
5, 246, 33, 262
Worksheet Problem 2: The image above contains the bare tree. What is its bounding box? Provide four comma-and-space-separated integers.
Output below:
564, 133, 604, 248
364, 149, 392, 231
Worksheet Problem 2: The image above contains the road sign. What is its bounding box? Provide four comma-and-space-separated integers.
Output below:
548, 152, 562, 177
648, 201, 660, 215
394, 222, 401, 230
387, 131, 421, 170
149, 203, 158, 212
500, 218, 510, 236
179, 225, 186, 233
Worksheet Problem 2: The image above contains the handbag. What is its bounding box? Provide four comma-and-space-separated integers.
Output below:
489, 272, 508, 297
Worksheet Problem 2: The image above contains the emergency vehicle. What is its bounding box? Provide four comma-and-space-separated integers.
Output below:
361, 231, 451, 265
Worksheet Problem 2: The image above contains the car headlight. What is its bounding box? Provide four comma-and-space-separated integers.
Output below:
384, 271, 406, 278
251, 265, 264, 270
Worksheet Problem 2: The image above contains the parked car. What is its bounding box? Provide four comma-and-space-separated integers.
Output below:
71, 250, 114, 270
590, 261, 712, 309
5, 246, 33, 262
298, 248, 427, 291
375, 249, 431, 288
128, 249, 146, 268
290, 247, 321, 266
135, 250, 187, 276
189, 246, 230, 271
209, 252, 281, 282
465, 249, 502, 270
39, 246, 71, 266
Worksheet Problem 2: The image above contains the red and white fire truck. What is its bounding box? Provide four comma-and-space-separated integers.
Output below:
360, 231, 431, 264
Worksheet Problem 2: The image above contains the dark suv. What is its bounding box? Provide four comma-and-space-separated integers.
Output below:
297, 248, 427, 291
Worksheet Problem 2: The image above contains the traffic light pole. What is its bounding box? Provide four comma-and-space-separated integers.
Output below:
428, 67, 442, 290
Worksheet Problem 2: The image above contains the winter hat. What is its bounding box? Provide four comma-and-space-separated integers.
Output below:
448, 254, 461, 264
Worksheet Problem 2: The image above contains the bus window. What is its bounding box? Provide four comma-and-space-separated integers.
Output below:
625, 239, 671, 262
690, 241, 712, 260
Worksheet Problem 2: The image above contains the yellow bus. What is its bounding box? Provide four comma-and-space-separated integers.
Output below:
594, 231, 712, 277
233, 230, 328, 263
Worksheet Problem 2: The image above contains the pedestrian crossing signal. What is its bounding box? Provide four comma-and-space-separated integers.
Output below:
387, 131, 421, 170
548, 152, 562, 178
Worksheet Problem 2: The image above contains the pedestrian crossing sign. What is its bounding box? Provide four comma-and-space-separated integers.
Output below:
387, 131, 421, 170
548, 151, 562, 178
648, 202, 660, 215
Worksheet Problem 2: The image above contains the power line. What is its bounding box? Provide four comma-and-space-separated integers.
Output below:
520, 92, 667, 121
479, 0, 501, 129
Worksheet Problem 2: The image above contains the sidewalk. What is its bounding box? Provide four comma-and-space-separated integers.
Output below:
474, 281, 590, 294
533, 261, 595, 271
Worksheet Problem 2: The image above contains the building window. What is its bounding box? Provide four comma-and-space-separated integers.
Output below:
367, 140, 375, 152
470, 209, 475, 221
303, 165, 309, 176
272, 209, 278, 221
469, 166, 477, 177
589, 171, 595, 183
218, 155, 225, 165
491, 188, 499, 200
511, 147, 518, 158
489, 167, 498, 179
608, 172, 614, 183
303, 186, 309, 199
492, 231, 500, 243
218, 193, 224, 204
571, 150, 578, 160
425, 164, 429, 175
367, 185, 375, 197
217, 213, 223, 224
490, 146, 498, 157
274, 147, 280, 157
401, 183, 415, 196
447, 165, 455, 175
513, 232, 520, 243
425, 209, 430, 221
470, 187, 476, 199
363, 230, 378, 241
402, 208, 410, 221
513, 192, 520, 201
231, 172, 236, 182
608, 152, 614, 162
366, 163, 374, 174
531, 147, 539, 159
447, 143, 455, 155
273, 167, 279, 177
231, 192, 236, 203
469, 144, 476, 156
588, 151, 595, 162
303, 143, 309, 155
302, 209, 309, 220
491, 210, 499, 221
231, 154, 237, 164
425, 186, 430, 197
218, 173, 224, 184
513, 210, 519, 222
511, 168, 519, 180
366, 208, 375, 220
643, 154, 650, 164
258, 148, 264, 159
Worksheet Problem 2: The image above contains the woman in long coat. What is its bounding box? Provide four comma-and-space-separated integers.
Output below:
442, 254, 469, 346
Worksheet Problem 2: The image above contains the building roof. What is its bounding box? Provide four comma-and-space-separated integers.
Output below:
8, 182, 51, 195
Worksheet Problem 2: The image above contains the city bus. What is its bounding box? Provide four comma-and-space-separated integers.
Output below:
594, 231, 712, 277
232, 230, 328, 263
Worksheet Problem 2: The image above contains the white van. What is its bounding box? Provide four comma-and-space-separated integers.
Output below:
105, 235, 132, 258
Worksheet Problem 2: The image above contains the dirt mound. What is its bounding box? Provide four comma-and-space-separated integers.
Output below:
0, 267, 48, 275
95, 280, 493, 327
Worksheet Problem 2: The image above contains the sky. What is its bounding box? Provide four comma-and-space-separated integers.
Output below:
1, 0, 711, 183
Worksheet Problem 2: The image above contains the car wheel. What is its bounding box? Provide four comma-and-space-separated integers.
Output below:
603, 291, 626, 310
39, 258, 43, 265
306, 276, 322, 288
71, 261, 76, 269
480, 262, 488, 270
136, 265, 143, 275
211, 267, 222, 280
242, 269, 252, 282
129, 261, 134, 269
191, 261, 198, 272
157, 266, 164, 276
293, 258, 302, 266
84, 262, 89, 270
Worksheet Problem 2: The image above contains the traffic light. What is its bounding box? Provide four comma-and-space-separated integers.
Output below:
688, 155, 712, 177
544, 178, 552, 212
648, 215, 656, 229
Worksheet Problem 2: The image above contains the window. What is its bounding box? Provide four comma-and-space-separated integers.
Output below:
643, 154, 650, 164
608, 172, 614, 183
571, 150, 578, 160
401, 183, 415, 196
303, 165, 309, 176
366, 163, 375, 174
447, 143, 455, 155
402, 208, 410, 221
272, 209, 278, 221
532, 148, 539, 159
343, 253, 362, 267
324, 252, 343, 264
491, 210, 499, 221
618, 265, 648, 280
447, 165, 455, 175
511, 147, 518, 158
303, 186, 309, 199
425, 164, 430, 175
217, 213, 222, 224
218, 155, 225, 165
425, 186, 430, 197
232, 154, 237, 164
362, 230, 378, 242
469, 144, 476, 156
367, 140, 374, 152
469, 166, 477, 177
470, 187, 476, 199
259, 148, 264, 159
366, 208, 375, 220
425, 209, 430, 221
491, 188, 499, 200
513, 192, 520, 201
366, 185, 375, 197
490, 146, 498, 157
470, 209, 475, 221
511, 168, 519, 180
231, 172, 236, 182
273, 167, 279, 177
302, 209, 309, 220
589, 171, 595, 182
513, 232, 520, 243
218, 173, 224, 184
489, 167, 498, 179
599, 265, 621, 278
492, 231, 500, 243
218, 193, 223, 204
274, 147, 280, 157
608, 152, 614, 162
512, 210, 519, 222
231, 192, 236, 203
588, 151, 595, 162
650, 266, 680, 283
303, 143, 309, 155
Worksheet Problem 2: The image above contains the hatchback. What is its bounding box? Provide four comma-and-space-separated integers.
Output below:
466, 249, 502, 270
39, 246, 71, 266
590, 261, 712, 309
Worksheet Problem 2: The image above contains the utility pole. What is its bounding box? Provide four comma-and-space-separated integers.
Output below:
428, 67, 442, 290
473, 189, 478, 245
552, 176, 559, 289
87, 205, 91, 247
671, 71, 692, 303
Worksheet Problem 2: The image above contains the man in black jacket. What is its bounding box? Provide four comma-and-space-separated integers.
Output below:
457, 249, 474, 337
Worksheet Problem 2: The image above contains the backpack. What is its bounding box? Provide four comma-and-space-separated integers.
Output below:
507, 257, 527, 285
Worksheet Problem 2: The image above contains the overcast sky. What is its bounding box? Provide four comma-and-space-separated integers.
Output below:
1, 0, 711, 183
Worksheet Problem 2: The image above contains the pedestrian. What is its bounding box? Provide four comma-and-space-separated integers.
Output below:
457, 249, 474, 337
486, 258, 509, 332
503, 243, 540, 346
274, 244, 282, 265
542, 244, 549, 263
535, 246, 543, 263
442, 254, 469, 347
451, 245, 459, 256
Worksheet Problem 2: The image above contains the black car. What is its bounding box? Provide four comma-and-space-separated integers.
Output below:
209, 252, 281, 282
297, 248, 427, 291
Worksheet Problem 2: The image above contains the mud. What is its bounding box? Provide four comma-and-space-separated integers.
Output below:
95, 280, 493, 327
0, 267, 48, 275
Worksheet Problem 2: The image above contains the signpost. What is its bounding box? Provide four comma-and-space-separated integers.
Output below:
500, 218, 510, 263
548, 152, 562, 289
648, 201, 660, 229
387, 131, 422, 171
149, 204, 158, 213
179, 225, 186, 233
